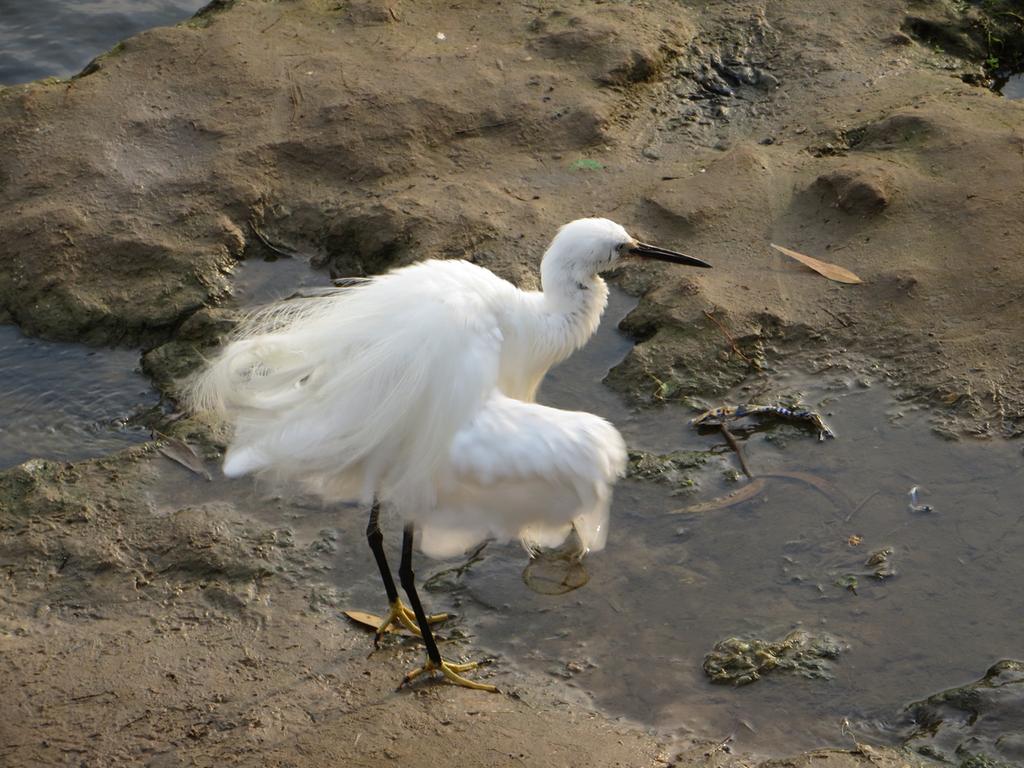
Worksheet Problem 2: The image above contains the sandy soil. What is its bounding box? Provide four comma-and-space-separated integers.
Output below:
1, 0, 1021, 765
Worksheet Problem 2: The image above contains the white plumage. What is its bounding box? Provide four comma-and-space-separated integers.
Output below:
187, 218, 710, 690
188, 219, 711, 561
188, 219, 651, 558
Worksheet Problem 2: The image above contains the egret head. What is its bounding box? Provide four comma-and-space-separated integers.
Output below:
541, 218, 710, 288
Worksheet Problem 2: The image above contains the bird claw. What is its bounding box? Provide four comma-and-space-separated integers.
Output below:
400, 657, 498, 693
374, 599, 449, 645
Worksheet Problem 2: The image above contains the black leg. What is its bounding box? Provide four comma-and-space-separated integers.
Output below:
364, 506, 447, 644
398, 523, 443, 665
366, 500, 399, 603
395, 524, 497, 692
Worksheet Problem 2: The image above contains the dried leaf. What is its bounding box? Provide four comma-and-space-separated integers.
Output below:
343, 610, 427, 635
672, 478, 767, 514
157, 435, 211, 480
343, 610, 394, 632
770, 243, 863, 284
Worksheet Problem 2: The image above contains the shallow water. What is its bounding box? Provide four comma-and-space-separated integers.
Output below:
230, 255, 328, 306
462, 290, 1023, 757
0, 0, 207, 85
0, 325, 159, 469
1003, 73, 1024, 100
0, 255, 316, 471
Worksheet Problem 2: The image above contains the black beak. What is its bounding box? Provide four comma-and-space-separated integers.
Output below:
629, 242, 712, 269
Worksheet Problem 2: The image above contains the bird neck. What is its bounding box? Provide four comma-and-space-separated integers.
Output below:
496, 274, 608, 403
539, 273, 609, 355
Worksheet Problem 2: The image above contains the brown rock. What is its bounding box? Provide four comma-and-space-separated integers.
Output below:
814, 167, 894, 215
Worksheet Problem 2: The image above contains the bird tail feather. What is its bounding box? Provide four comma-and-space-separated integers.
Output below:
184, 267, 500, 512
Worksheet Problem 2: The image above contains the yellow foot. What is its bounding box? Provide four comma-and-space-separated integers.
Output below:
375, 599, 449, 644
401, 657, 498, 693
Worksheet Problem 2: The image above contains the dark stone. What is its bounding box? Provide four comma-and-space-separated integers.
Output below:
814, 167, 894, 215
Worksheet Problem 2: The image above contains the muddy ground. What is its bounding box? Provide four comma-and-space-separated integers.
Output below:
1, 0, 1022, 765
0, 449, 934, 767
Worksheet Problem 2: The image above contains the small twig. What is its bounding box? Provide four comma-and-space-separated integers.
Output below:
703, 734, 734, 758
502, 187, 534, 202
822, 306, 852, 328
424, 542, 488, 589
454, 119, 516, 136
720, 424, 753, 479
845, 490, 880, 523
248, 218, 299, 258
287, 74, 303, 123
261, 13, 285, 33
70, 690, 116, 703
703, 310, 752, 363
119, 712, 149, 731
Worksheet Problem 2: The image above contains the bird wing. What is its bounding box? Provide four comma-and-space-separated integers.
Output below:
186, 260, 508, 512
450, 394, 625, 488
415, 393, 627, 558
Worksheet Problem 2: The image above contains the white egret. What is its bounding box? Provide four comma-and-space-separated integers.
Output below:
186, 218, 711, 691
